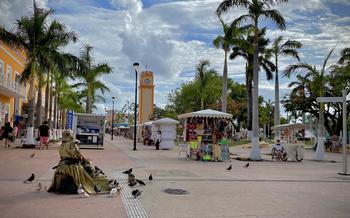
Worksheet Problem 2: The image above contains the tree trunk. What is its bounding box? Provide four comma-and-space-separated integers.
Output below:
26, 75, 36, 127
35, 81, 42, 128
221, 50, 228, 113
53, 90, 57, 128
250, 23, 262, 160
48, 78, 53, 128
44, 70, 50, 121
56, 94, 60, 129
86, 83, 92, 113
245, 63, 253, 132
274, 56, 280, 139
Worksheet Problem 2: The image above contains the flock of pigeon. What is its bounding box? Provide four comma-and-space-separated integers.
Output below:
123, 168, 153, 199
24, 151, 249, 199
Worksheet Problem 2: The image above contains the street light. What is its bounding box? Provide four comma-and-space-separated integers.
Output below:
133, 62, 140, 151
111, 96, 115, 140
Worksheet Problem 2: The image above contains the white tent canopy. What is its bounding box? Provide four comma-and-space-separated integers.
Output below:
271, 123, 307, 131
153, 118, 179, 124
178, 109, 233, 119
142, 121, 153, 126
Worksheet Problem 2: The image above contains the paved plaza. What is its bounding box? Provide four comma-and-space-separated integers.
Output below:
0, 136, 349, 218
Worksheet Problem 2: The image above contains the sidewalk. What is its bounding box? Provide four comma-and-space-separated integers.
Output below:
106, 136, 350, 218
0, 138, 130, 218
1, 136, 350, 218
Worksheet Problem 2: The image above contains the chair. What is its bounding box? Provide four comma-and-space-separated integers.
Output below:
178, 143, 188, 159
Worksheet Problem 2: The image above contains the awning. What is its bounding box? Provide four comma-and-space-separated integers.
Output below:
178, 109, 233, 119
271, 123, 307, 131
153, 118, 179, 124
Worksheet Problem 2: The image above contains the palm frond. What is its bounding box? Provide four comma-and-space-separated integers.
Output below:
261, 9, 286, 30
283, 63, 314, 78
216, 0, 250, 16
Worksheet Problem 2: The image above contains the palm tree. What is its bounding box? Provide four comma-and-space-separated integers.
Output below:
284, 48, 335, 160
122, 100, 133, 124
213, 18, 245, 112
230, 28, 275, 134
195, 59, 217, 110
269, 36, 302, 139
217, 0, 288, 160
0, 1, 76, 128
75, 45, 112, 113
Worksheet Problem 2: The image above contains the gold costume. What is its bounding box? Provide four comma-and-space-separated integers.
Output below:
48, 130, 110, 194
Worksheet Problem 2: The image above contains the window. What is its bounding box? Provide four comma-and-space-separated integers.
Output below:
6, 65, 12, 87
0, 59, 4, 80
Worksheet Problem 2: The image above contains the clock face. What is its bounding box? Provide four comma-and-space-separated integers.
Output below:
144, 78, 151, 84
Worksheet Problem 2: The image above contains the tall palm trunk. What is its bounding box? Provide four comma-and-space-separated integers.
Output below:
250, 22, 262, 160
26, 71, 36, 127
44, 70, 50, 121
53, 89, 57, 128
274, 57, 280, 139
222, 50, 228, 112
86, 83, 92, 113
35, 81, 42, 128
48, 78, 53, 128
200, 95, 204, 110
245, 63, 253, 135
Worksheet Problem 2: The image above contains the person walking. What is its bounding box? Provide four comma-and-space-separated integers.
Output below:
2, 122, 13, 148
38, 121, 50, 150
155, 130, 162, 150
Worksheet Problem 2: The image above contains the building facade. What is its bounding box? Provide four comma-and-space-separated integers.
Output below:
0, 41, 27, 126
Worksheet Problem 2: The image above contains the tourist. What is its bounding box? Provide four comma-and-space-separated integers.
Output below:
2, 122, 13, 148
155, 130, 161, 150
38, 121, 49, 150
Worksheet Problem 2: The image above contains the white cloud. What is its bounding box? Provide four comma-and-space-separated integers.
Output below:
1, 0, 349, 115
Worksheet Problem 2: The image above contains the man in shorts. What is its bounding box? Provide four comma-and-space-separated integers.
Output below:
39, 121, 50, 150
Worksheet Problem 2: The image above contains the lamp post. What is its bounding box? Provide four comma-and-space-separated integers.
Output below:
111, 97, 115, 140
133, 63, 140, 151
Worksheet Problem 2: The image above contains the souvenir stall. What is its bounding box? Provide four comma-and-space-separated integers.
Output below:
152, 118, 179, 150
141, 121, 153, 145
271, 123, 306, 161
177, 109, 233, 161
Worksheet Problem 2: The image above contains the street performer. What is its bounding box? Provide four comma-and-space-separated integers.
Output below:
48, 130, 110, 194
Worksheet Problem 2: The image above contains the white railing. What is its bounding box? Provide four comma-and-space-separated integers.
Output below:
0, 76, 24, 97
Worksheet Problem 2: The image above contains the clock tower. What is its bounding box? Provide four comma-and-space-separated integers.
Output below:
139, 71, 154, 124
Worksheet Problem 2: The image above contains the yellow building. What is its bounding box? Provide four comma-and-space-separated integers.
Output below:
0, 41, 27, 125
138, 71, 154, 124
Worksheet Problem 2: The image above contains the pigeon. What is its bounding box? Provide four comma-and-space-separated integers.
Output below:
36, 182, 42, 191
136, 179, 146, 186
226, 164, 232, 171
30, 153, 35, 158
94, 166, 105, 175
149, 174, 153, 181
128, 173, 136, 184
123, 168, 132, 174
132, 189, 143, 198
78, 184, 89, 198
244, 163, 250, 168
94, 185, 101, 193
24, 173, 35, 183
109, 188, 118, 197
129, 181, 137, 187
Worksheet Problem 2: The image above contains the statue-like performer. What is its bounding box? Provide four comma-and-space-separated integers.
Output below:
48, 130, 111, 194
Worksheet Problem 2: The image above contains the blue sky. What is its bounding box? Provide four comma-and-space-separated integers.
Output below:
1, 0, 349, 115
